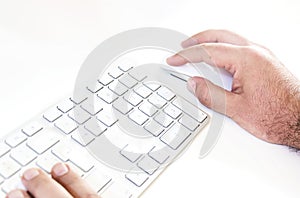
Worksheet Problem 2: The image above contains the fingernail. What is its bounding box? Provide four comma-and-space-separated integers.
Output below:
53, 163, 69, 176
7, 190, 24, 198
23, 168, 39, 181
181, 38, 198, 48
187, 78, 196, 94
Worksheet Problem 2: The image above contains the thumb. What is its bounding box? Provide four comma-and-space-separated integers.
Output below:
187, 77, 238, 118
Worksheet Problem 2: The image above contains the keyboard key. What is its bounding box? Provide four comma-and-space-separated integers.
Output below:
101, 182, 133, 198
98, 74, 114, 86
0, 143, 10, 157
172, 97, 207, 123
43, 107, 62, 122
112, 97, 133, 115
138, 100, 157, 117
80, 98, 104, 116
118, 64, 133, 72
52, 141, 72, 162
57, 98, 75, 113
144, 83, 160, 91
160, 122, 191, 150
69, 152, 94, 172
157, 86, 175, 101
10, 144, 37, 166
108, 67, 124, 79
96, 110, 118, 127
0, 155, 21, 178
97, 87, 118, 104
85, 168, 111, 193
148, 93, 167, 109
71, 128, 95, 146
22, 121, 43, 136
86, 82, 103, 93
144, 121, 164, 137
163, 104, 182, 119
70, 96, 88, 105
154, 112, 173, 128
108, 80, 128, 96
128, 69, 147, 82
134, 85, 152, 98
123, 92, 143, 107
120, 144, 142, 163
27, 128, 60, 154
129, 110, 149, 125
54, 116, 78, 134
84, 118, 107, 136
137, 156, 160, 175
148, 146, 170, 164
68, 107, 91, 125
125, 171, 149, 187
5, 132, 27, 148
179, 113, 200, 131
36, 152, 61, 173
2, 175, 25, 193
118, 74, 138, 89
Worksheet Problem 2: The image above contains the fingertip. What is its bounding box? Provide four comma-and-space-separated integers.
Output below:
166, 54, 187, 66
51, 163, 69, 177
7, 189, 30, 198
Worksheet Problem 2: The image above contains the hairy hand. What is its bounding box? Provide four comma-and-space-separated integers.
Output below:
6, 163, 99, 198
167, 29, 300, 149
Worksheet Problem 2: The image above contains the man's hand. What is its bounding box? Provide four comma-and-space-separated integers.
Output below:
6, 163, 99, 198
167, 29, 300, 149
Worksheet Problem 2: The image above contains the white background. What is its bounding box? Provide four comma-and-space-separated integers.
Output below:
0, 0, 300, 197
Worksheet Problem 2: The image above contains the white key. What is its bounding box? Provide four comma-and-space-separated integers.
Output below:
80, 98, 104, 116
163, 104, 182, 119
10, 144, 37, 166
134, 86, 152, 98
0, 143, 10, 157
99, 74, 113, 86
43, 107, 62, 122
0, 155, 21, 178
108, 80, 128, 96
85, 168, 111, 193
144, 83, 160, 91
118, 74, 138, 88
138, 100, 157, 117
5, 132, 27, 148
97, 87, 118, 104
160, 122, 191, 150
123, 92, 143, 107
96, 110, 118, 127
101, 182, 133, 198
87, 82, 103, 93
69, 151, 94, 172
128, 69, 147, 81
172, 97, 207, 123
148, 93, 167, 109
67, 162, 85, 177
84, 118, 107, 136
125, 171, 149, 187
71, 128, 95, 146
68, 107, 91, 125
112, 97, 133, 115
57, 98, 75, 113
118, 64, 133, 72
70, 96, 87, 105
22, 121, 43, 136
120, 144, 142, 163
2, 175, 25, 193
27, 128, 60, 154
52, 141, 72, 162
36, 153, 61, 173
0, 188, 6, 197
137, 156, 160, 175
129, 110, 149, 125
144, 121, 164, 137
54, 116, 78, 134
148, 146, 170, 164
179, 113, 200, 131
154, 112, 173, 128
108, 67, 123, 79
157, 86, 175, 101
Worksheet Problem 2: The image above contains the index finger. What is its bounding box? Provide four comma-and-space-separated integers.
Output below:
167, 43, 244, 75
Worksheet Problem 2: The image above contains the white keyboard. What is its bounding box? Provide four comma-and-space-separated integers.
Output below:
0, 63, 209, 198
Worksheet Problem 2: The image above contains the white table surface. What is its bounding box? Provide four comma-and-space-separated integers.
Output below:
0, 0, 300, 197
